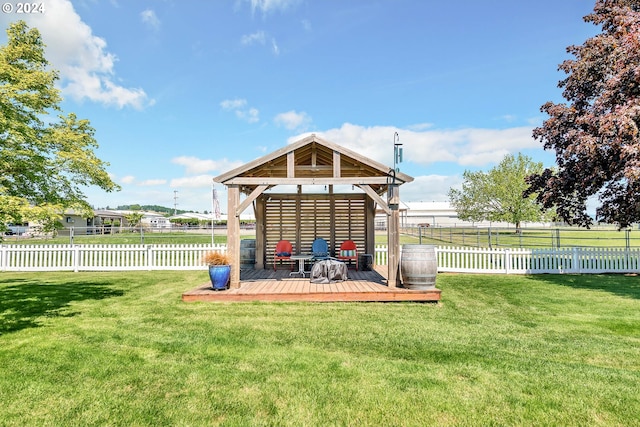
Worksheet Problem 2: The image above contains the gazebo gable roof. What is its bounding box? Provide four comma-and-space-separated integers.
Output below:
214, 134, 413, 194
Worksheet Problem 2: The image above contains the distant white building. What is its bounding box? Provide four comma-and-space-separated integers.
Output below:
376, 201, 548, 228
169, 211, 256, 223
141, 212, 171, 229
169, 212, 215, 223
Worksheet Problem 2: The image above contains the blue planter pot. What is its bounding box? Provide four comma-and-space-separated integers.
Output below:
208, 265, 231, 290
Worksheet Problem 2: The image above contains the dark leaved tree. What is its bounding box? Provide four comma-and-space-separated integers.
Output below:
526, 0, 640, 228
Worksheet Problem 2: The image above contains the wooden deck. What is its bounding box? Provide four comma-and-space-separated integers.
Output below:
182, 266, 441, 303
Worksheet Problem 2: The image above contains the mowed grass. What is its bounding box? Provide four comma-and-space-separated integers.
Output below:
6, 227, 639, 248
1, 271, 639, 426
2, 231, 247, 245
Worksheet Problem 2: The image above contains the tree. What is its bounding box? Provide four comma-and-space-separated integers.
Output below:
526, 0, 640, 228
124, 212, 144, 229
449, 153, 549, 231
0, 21, 119, 234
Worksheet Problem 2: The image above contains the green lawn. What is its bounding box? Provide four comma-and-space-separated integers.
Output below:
2, 231, 250, 245
5, 226, 639, 249
1, 271, 638, 426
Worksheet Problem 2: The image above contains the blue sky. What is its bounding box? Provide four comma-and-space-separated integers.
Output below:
0, 0, 598, 213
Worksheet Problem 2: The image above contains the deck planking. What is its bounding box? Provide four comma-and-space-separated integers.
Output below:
182, 266, 441, 303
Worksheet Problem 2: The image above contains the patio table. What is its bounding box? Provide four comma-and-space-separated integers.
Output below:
290, 254, 313, 277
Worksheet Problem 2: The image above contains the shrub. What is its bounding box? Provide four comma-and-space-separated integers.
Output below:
202, 251, 230, 266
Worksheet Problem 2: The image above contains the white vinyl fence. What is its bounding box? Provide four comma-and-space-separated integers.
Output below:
1, 244, 638, 274
0, 244, 226, 272
434, 246, 640, 274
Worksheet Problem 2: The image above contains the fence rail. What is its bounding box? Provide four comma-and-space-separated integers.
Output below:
434, 246, 640, 274
1, 244, 638, 274
0, 244, 226, 272
401, 226, 640, 249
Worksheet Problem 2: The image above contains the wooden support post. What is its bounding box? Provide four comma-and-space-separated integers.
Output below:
365, 196, 376, 259
228, 185, 241, 288
296, 185, 302, 254
387, 184, 401, 288
329, 185, 335, 253
255, 196, 265, 269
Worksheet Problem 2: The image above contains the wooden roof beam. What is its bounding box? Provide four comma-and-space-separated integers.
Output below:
333, 150, 341, 178
287, 151, 295, 178
235, 185, 268, 217
358, 184, 391, 215
224, 177, 393, 185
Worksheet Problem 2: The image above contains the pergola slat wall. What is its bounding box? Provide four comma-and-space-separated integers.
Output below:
262, 194, 366, 267
214, 134, 413, 288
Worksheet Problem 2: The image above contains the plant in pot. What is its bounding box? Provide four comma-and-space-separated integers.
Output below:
203, 251, 231, 290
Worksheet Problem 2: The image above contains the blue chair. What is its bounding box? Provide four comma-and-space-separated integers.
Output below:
311, 238, 329, 261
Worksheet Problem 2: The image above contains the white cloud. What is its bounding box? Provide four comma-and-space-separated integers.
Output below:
172, 156, 244, 176
241, 31, 266, 46
120, 175, 136, 184
170, 175, 217, 189
240, 31, 279, 55
220, 98, 260, 123
138, 179, 167, 186
1, 0, 150, 109
140, 9, 161, 31
220, 98, 247, 110
239, 107, 260, 123
275, 110, 311, 131
401, 175, 462, 203
246, 0, 300, 14
292, 123, 538, 168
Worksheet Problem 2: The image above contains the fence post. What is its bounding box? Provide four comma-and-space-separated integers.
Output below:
626, 229, 630, 250
147, 245, 154, 270
504, 249, 511, 274
73, 245, 80, 272
572, 247, 580, 273
1, 245, 6, 272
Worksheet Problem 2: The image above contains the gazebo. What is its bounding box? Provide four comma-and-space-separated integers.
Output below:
214, 134, 413, 289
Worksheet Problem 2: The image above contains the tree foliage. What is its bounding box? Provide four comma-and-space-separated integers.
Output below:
0, 21, 119, 232
526, 0, 640, 228
124, 212, 144, 228
449, 153, 548, 230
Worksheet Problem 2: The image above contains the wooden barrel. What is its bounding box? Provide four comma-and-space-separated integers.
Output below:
400, 244, 437, 289
240, 239, 256, 268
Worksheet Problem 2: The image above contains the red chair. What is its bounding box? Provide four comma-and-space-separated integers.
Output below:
337, 240, 358, 270
274, 240, 294, 271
